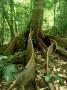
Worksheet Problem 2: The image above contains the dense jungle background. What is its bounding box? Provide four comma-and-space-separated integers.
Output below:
0, 0, 67, 90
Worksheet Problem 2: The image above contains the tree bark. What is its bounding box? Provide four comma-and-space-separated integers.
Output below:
30, 0, 44, 36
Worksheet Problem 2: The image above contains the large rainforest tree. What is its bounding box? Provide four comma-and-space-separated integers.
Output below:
0, 0, 67, 90
2, 0, 45, 89
3, 0, 67, 57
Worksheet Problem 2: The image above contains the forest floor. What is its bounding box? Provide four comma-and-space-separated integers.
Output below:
0, 50, 67, 90
35, 51, 67, 90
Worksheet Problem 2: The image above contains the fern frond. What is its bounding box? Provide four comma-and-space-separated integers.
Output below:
4, 64, 17, 83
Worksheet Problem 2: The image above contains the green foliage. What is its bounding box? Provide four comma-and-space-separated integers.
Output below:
55, 75, 64, 85
0, 56, 9, 78
44, 0, 53, 9
0, 56, 17, 83
3, 64, 17, 83
0, 0, 67, 42
44, 74, 52, 82
43, 74, 64, 85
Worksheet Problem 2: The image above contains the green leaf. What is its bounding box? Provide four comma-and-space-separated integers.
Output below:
44, 74, 51, 82
55, 75, 64, 85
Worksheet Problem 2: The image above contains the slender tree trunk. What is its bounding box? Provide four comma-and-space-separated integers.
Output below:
0, 2, 5, 45
3, 6, 14, 40
9, 0, 15, 40
14, 9, 18, 35
54, 0, 56, 32
2, 0, 15, 40
1, 7, 5, 45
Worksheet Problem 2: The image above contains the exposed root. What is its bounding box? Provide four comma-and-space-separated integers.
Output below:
7, 30, 35, 90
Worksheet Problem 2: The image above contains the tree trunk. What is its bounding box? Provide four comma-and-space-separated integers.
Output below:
30, 0, 44, 36
9, 0, 15, 40
2, 0, 15, 40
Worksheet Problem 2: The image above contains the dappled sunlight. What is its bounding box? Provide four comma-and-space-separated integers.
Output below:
43, 10, 54, 31
14, 0, 30, 4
